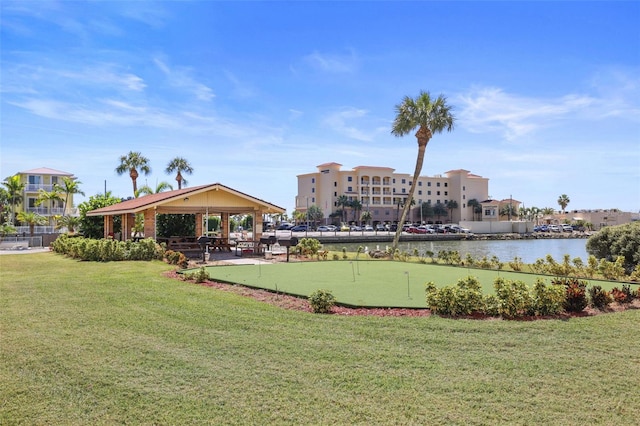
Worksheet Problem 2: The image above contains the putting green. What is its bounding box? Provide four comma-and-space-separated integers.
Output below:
198, 260, 609, 308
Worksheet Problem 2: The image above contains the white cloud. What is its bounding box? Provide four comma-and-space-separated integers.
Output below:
322, 107, 376, 142
302, 50, 358, 73
457, 87, 594, 140
153, 57, 215, 101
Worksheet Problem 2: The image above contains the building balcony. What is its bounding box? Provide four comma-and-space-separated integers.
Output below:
24, 184, 56, 192
26, 207, 78, 216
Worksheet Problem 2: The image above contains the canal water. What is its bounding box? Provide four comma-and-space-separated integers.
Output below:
322, 238, 589, 264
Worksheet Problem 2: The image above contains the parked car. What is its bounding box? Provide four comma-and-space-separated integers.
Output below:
549, 225, 561, 232
290, 225, 308, 232
340, 224, 351, 232
277, 223, 294, 230
316, 225, 333, 232
561, 224, 573, 232
388, 224, 398, 232
363, 225, 374, 232
375, 224, 387, 231
350, 225, 362, 231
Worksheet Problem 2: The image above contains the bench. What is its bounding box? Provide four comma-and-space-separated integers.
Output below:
234, 240, 264, 257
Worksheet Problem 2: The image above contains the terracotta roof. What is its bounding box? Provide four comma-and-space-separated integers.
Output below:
18, 167, 74, 176
352, 165, 396, 171
316, 162, 342, 168
87, 183, 285, 216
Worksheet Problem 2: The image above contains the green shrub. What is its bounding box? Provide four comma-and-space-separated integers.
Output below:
424, 276, 484, 317
308, 289, 336, 314
493, 277, 533, 318
482, 294, 501, 317
532, 279, 565, 316
509, 256, 524, 272
588, 285, 612, 310
298, 238, 322, 257
51, 234, 165, 262
182, 267, 210, 283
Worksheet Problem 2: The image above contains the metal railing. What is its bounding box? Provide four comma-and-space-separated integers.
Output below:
0, 235, 43, 248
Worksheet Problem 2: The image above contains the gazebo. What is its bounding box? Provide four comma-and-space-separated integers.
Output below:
86, 183, 285, 245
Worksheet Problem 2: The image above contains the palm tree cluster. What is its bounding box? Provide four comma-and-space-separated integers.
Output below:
116, 152, 194, 197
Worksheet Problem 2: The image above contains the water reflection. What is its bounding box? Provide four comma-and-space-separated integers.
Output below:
322, 238, 589, 264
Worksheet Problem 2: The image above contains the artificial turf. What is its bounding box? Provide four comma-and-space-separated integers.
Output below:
199, 260, 620, 308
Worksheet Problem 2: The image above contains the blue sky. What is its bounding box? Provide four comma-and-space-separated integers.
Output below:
2, 1, 639, 214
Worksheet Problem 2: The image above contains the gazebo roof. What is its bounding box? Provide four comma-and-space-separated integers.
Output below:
87, 183, 285, 216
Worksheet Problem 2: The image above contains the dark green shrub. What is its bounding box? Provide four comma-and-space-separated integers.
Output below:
588, 285, 612, 310
308, 289, 336, 314
553, 278, 588, 313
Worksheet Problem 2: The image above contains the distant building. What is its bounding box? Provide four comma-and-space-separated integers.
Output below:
544, 209, 638, 230
15, 167, 79, 220
296, 163, 491, 224
480, 198, 522, 222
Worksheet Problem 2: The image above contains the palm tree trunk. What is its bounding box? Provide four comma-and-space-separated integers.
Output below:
391, 128, 431, 251
130, 169, 139, 195
176, 171, 183, 189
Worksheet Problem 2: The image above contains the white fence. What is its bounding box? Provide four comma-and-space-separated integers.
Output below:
0, 235, 43, 249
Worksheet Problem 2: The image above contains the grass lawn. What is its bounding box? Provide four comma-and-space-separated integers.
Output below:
199, 260, 622, 308
2, 252, 639, 425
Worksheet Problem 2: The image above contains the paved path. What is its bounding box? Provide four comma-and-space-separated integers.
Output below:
0, 247, 50, 255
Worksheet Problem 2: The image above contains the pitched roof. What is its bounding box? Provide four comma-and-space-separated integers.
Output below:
18, 167, 74, 176
87, 183, 285, 216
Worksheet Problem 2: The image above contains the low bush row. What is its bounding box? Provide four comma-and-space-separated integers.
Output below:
51, 234, 164, 262
425, 276, 639, 319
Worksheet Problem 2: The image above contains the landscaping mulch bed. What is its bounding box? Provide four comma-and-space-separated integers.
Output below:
164, 270, 640, 318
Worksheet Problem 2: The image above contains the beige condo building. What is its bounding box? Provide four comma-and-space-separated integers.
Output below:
296, 162, 490, 225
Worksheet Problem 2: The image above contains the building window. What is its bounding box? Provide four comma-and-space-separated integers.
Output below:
311, 178, 315, 183
463, 195, 466, 200
348, 187, 352, 192
392, 178, 396, 184
418, 181, 422, 186
444, 183, 448, 187
334, 192, 337, 197
437, 182, 441, 187
428, 190, 431, 195
463, 185, 466, 191
418, 190, 422, 195
312, 188, 315, 193
437, 191, 441, 196
312, 197, 315, 203
401, 179, 406, 184
334, 182, 337, 187
402, 188, 406, 193
427, 182, 431, 187
444, 191, 448, 196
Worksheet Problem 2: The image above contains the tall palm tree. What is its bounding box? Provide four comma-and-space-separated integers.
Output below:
1, 175, 26, 225
467, 199, 481, 221
390, 91, 455, 251
116, 151, 151, 196
54, 176, 84, 216
446, 200, 458, 223
557, 194, 570, 214
165, 157, 193, 190
350, 199, 362, 223
336, 195, 350, 223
